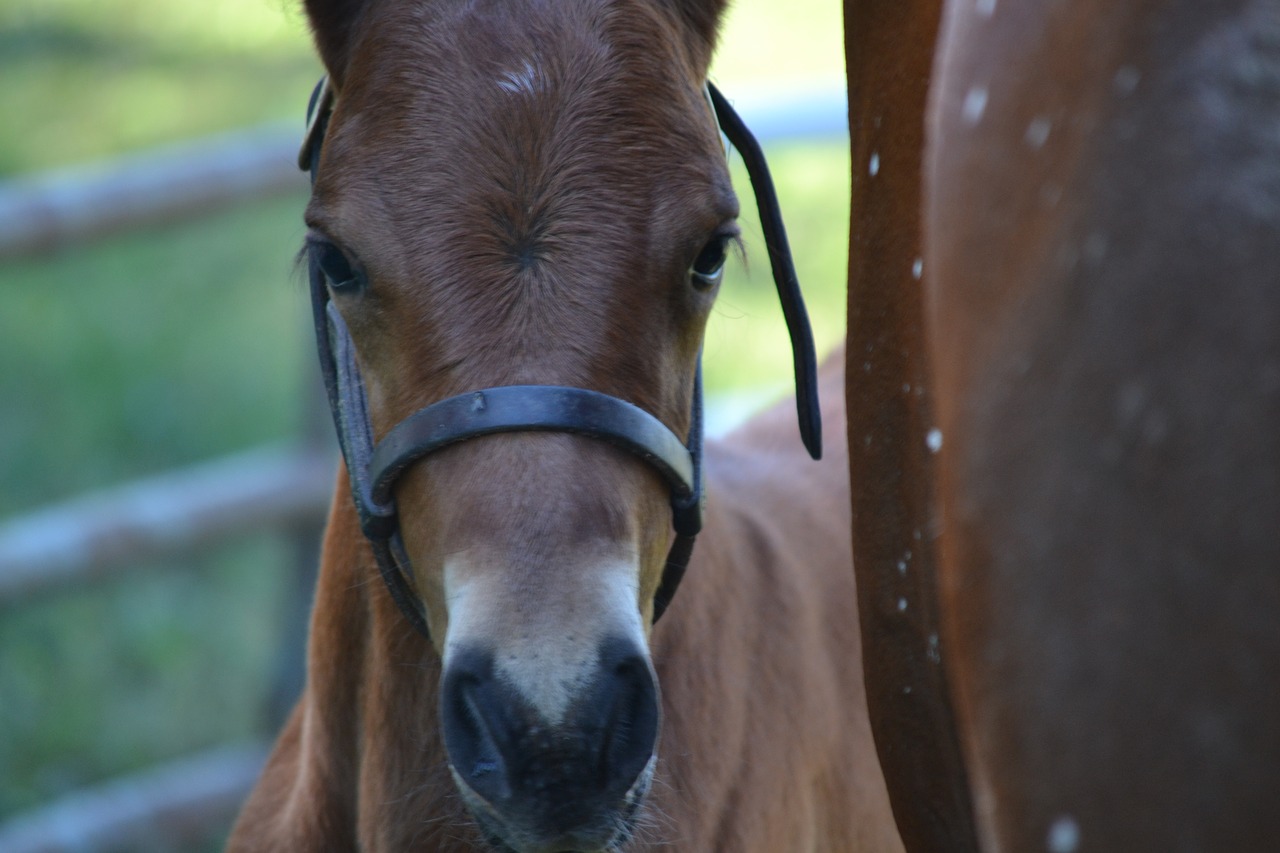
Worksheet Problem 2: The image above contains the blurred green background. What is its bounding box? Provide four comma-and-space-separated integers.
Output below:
0, 0, 849, 845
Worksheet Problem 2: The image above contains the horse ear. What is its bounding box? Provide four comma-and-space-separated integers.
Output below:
303, 0, 371, 85
664, 0, 732, 53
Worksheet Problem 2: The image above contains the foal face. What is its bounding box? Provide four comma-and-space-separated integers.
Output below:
303, 0, 733, 848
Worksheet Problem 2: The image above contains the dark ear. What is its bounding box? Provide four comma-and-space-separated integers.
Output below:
304, 0, 372, 85
663, 0, 732, 56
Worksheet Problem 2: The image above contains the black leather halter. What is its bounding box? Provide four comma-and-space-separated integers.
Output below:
299, 77, 820, 640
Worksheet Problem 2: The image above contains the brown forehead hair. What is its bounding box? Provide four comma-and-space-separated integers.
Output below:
305, 0, 736, 430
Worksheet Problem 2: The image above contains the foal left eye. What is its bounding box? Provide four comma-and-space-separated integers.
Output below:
691, 236, 730, 289
308, 238, 365, 294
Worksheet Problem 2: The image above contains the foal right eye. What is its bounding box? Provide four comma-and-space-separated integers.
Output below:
690, 238, 729, 292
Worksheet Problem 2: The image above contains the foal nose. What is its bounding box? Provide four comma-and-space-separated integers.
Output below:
441, 638, 660, 841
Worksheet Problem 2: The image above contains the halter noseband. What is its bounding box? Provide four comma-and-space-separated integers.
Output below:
300, 77, 819, 640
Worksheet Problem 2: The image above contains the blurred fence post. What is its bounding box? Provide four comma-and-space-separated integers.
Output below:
0, 446, 335, 606
0, 123, 304, 259
0, 744, 269, 853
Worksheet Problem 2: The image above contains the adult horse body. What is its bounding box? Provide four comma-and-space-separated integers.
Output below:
230, 0, 902, 850
849, 0, 1280, 850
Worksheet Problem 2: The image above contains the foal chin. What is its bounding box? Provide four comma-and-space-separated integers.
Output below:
397, 435, 668, 853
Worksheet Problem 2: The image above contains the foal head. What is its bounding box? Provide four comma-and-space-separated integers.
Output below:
302, 0, 733, 848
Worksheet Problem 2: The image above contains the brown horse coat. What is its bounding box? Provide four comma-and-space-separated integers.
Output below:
843, 0, 980, 850
927, 1, 1280, 849
850, 0, 1280, 850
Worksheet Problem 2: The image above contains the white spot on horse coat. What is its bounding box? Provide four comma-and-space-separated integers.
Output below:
498, 59, 543, 95
1084, 232, 1109, 264
912, 257, 924, 279
869, 151, 881, 176
443, 555, 646, 726
926, 428, 943, 452
897, 597, 908, 612
1113, 65, 1141, 97
975, 0, 996, 16
1047, 816, 1081, 852
1025, 117, 1052, 149
962, 87, 988, 124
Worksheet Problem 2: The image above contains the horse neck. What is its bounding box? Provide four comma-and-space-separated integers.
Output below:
301, 477, 479, 849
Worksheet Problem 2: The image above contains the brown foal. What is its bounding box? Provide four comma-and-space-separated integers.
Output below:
228, 0, 901, 850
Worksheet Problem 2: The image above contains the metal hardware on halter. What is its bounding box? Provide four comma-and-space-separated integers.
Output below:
299, 75, 819, 640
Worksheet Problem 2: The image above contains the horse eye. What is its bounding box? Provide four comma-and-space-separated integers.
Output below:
311, 239, 363, 293
691, 236, 729, 288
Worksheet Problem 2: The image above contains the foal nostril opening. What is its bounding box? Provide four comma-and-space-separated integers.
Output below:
441, 650, 512, 803
442, 639, 659, 838
461, 686, 504, 779
596, 644, 660, 792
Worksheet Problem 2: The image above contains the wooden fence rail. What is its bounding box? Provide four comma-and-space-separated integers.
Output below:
0, 743, 269, 853
0, 123, 305, 260
0, 444, 335, 607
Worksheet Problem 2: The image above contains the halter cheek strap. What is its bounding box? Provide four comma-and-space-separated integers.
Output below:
300, 76, 817, 639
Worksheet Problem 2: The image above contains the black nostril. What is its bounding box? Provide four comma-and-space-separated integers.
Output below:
441, 648, 512, 804
440, 638, 660, 842
595, 640, 660, 793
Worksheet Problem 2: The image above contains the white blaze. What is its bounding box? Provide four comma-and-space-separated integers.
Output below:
443, 554, 648, 725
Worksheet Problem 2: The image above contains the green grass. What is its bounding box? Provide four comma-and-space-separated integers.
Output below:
709, 141, 850, 399
0, 537, 291, 814
0, 0, 849, 835
0, 0, 320, 174
0, 193, 314, 817
0, 193, 312, 513
0, 0, 844, 175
